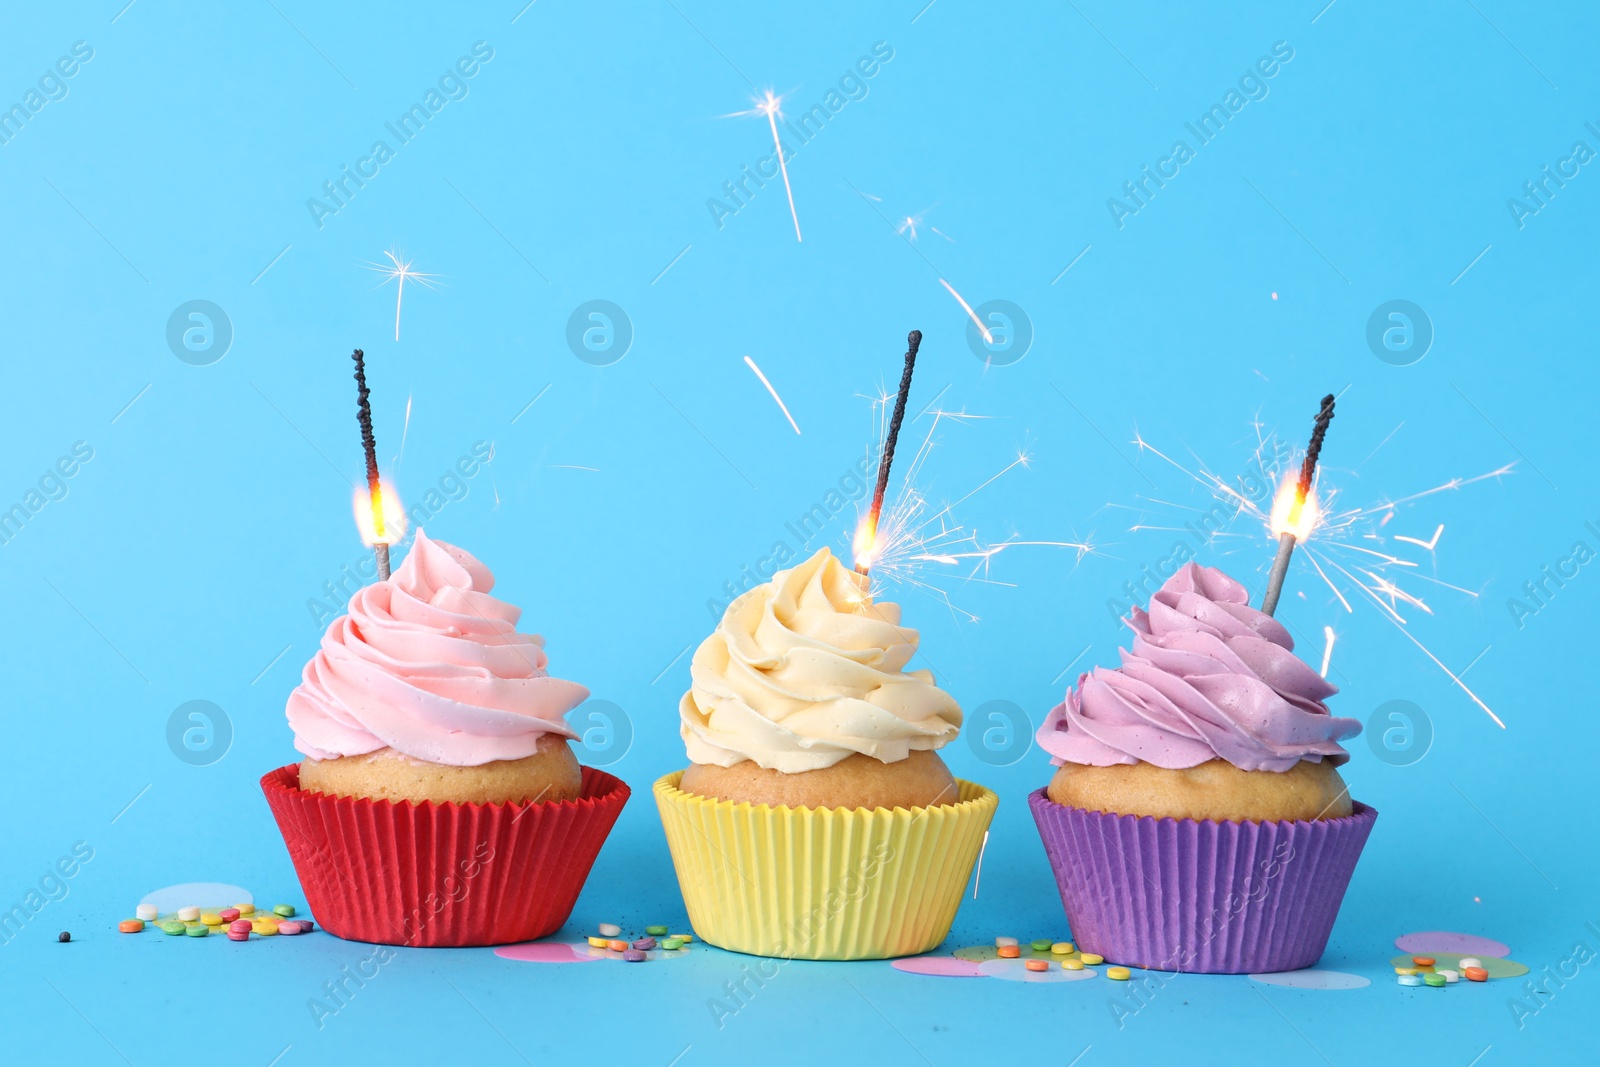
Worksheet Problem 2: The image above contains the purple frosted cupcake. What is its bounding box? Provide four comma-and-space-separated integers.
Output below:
1029, 562, 1376, 974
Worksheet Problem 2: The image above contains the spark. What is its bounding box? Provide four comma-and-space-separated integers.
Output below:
939, 278, 992, 343
743, 355, 801, 434
366, 250, 440, 341
895, 208, 953, 244
1119, 420, 1512, 728
395, 393, 413, 468
731, 91, 803, 242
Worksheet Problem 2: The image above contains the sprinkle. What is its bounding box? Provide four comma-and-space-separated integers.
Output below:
660, 938, 684, 950
587, 936, 608, 948
598, 923, 622, 937
1424, 973, 1447, 987
1080, 953, 1104, 966
227, 930, 250, 942
607, 939, 628, 952
622, 948, 646, 962
234, 904, 256, 916
279, 921, 305, 935
1062, 959, 1084, 971
1025, 959, 1049, 972
300, 921, 314, 932
252, 922, 278, 936
273, 905, 295, 918
995, 936, 1018, 948
219, 909, 240, 923
201, 913, 224, 927
1051, 942, 1075, 955
646, 925, 669, 936
1412, 956, 1436, 968
1107, 966, 1132, 981
230, 920, 254, 935
1395, 967, 1418, 976
185, 924, 210, 938
1398, 974, 1423, 986
135, 905, 158, 922
1459, 957, 1483, 970
58, 931, 71, 943
1464, 967, 1489, 982
160, 921, 186, 936
632, 937, 657, 951
118, 920, 144, 934
1438, 969, 1460, 983
176, 907, 201, 922
997, 945, 1021, 959
673, 934, 693, 943
1030, 940, 1052, 952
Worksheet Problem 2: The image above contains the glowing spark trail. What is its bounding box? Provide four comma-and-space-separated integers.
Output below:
939, 279, 992, 343
748, 91, 802, 243
366, 250, 440, 342
1120, 417, 1514, 728
1320, 626, 1335, 678
743, 356, 801, 434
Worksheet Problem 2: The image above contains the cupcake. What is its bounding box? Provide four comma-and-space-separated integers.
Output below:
1029, 562, 1376, 974
656, 547, 997, 961
261, 530, 629, 947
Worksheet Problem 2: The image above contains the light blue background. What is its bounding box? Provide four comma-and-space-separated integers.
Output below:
2, 1, 1595, 1064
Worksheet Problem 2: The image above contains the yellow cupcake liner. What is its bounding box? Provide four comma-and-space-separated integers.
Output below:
653, 771, 998, 961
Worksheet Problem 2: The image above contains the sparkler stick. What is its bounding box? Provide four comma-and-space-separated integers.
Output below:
856, 330, 922, 576
352, 348, 390, 580
1261, 393, 1335, 615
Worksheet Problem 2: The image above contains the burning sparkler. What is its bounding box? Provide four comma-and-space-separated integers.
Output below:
1122, 415, 1514, 728
366, 250, 439, 342
1261, 394, 1335, 615
855, 331, 922, 575
352, 348, 405, 579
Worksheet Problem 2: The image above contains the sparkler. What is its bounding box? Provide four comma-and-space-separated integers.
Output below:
855, 330, 922, 575
351, 348, 404, 580
1123, 416, 1514, 728
366, 250, 439, 342
1261, 394, 1335, 615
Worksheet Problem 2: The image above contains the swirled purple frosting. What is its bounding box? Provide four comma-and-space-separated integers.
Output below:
1037, 563, 1360, 772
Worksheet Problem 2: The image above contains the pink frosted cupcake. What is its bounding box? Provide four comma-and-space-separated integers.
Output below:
261, 531, 628, 947
1029, 562, 1375, 973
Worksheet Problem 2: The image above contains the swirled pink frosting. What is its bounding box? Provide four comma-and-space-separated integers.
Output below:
1037, 562, 1360, 771
287, 530, 586, 765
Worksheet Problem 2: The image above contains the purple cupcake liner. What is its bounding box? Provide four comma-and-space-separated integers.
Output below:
1029, 788, 1377, 974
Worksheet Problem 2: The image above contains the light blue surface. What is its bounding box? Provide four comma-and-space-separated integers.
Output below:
2, 1, 1596, 1064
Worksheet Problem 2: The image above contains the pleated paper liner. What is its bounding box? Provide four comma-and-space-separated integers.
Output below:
1029, 788, 1377, 974
654, 771, 998, 961
261, 763, 629, 947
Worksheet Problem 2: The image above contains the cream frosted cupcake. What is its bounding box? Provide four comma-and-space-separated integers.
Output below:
261, 530, 629, 947
1029, 562, 1377, 973
656, 547, 997, 960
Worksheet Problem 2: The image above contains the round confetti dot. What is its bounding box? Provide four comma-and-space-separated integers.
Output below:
1249, 970, 1371, 991
1465, 967, 1489, 982
272, 905, 295, 919
278, 921, 305, 935
994, 936, 1018, 948
1030, 940, 1052, 952
201, 913, 224, 927
160, 921, 186, 936
1062, 959, 1085, 971
1398, 974, 1423, 987
185, 924, 209, 938
1025, 959, 1049, 972
219, 908, 240, 923
176, 907, 201, 923
979, 958, 1097, 984
890, 956, 985, 978
607, 939, 627, 953
622, 948, 646, 962
672, 934, 693, 943
1051, 942, 1074, 955
1395, 933, 1510, 959
598, 923, 621, 937
997, 945, 1021, 959
57, 931, 71, 943
118, 920, 144, 934
1395, 968, 1418, 976
586, 936, 608, 948
1424, 973, 1447, 987
1107, 966, 1132, 981
1438, 969, 1460, 984
1459, 957, 1482, 970
646, 925, 669, 937
229, 920, 253, 935
1411, 956, 1436, 968
234, 904, 256, 917
227, 930, 250, 942
660, 938, 684, 951
1080, 953, 1105, 966
135, 905, 158, 922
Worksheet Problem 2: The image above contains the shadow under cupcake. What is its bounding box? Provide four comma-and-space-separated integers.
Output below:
656, 548, 997, 961
261, 531, 628, 947
1029, 562, 1376, 974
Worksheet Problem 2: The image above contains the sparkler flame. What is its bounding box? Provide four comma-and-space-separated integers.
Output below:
1269, 471, 1322, 542
352, 479, 407, 547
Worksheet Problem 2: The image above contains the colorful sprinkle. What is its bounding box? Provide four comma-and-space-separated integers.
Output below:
673, 934, 693, 943
1051, 942, 1075, 955
1107, 967, 1132, 981
234, 904, 256, 917
995, 936, 1018, 948
1464, 967, 1489, 982
279, 921, 305, 935
1459, 957, 1483, 970
176, 907, 201, 922
300, 921, 314, 932
1080, 953, 1104, 966
135, 905, 158, 922
587, 936, 608, 948
118, 920, 144, 934
997, 945, 1021, 959
252, 922, 278, 936
227, 930, 250, 942
606, 939, 626, 952
598, 923, 621, 937
1398, 974, 1423, 987
219, 909, 240, 923
1062, 959, 1085, 971
160, 921, 186, 936
1411, 956, 1436, 968
185, 924, 209, 938
622, 948, 646, 962
632, 937, 657, 951
646, 925, 669, 936
272, 905, 295, 918
1022, 959, 1047, 971
201, 912, 224, 927
230, 920, 254, 935
1424, 973, 1447, 987
1395, 967, 1418, 976
1030, 940, 1052, 952
1438, 969, 1460, 983
661, 938, 684, 950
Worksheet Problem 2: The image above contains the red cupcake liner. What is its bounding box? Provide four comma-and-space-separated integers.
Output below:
261, 764, 629, 947
1029, 788, 1377, 974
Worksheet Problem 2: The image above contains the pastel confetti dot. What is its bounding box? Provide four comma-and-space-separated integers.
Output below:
1398, 974, 1423, 987
622, 948, 647, 962
135, 905, 158, 922
272, 905, 295, 919
1250, 970, 1371, 991
645, 925, 669, 937
994, 936, 1018, 948
1395, 932, 1510, 959
176, 907, 201, 923
1080, 953, 1104, 966
495, 942, 604, 964
1107, 966, 1132, 981
1051, 942, 1075, 955
598, 923, 621, 937
1025, 959, 1050, 972
118, 920, 144, 934
890, 956, 986, 978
